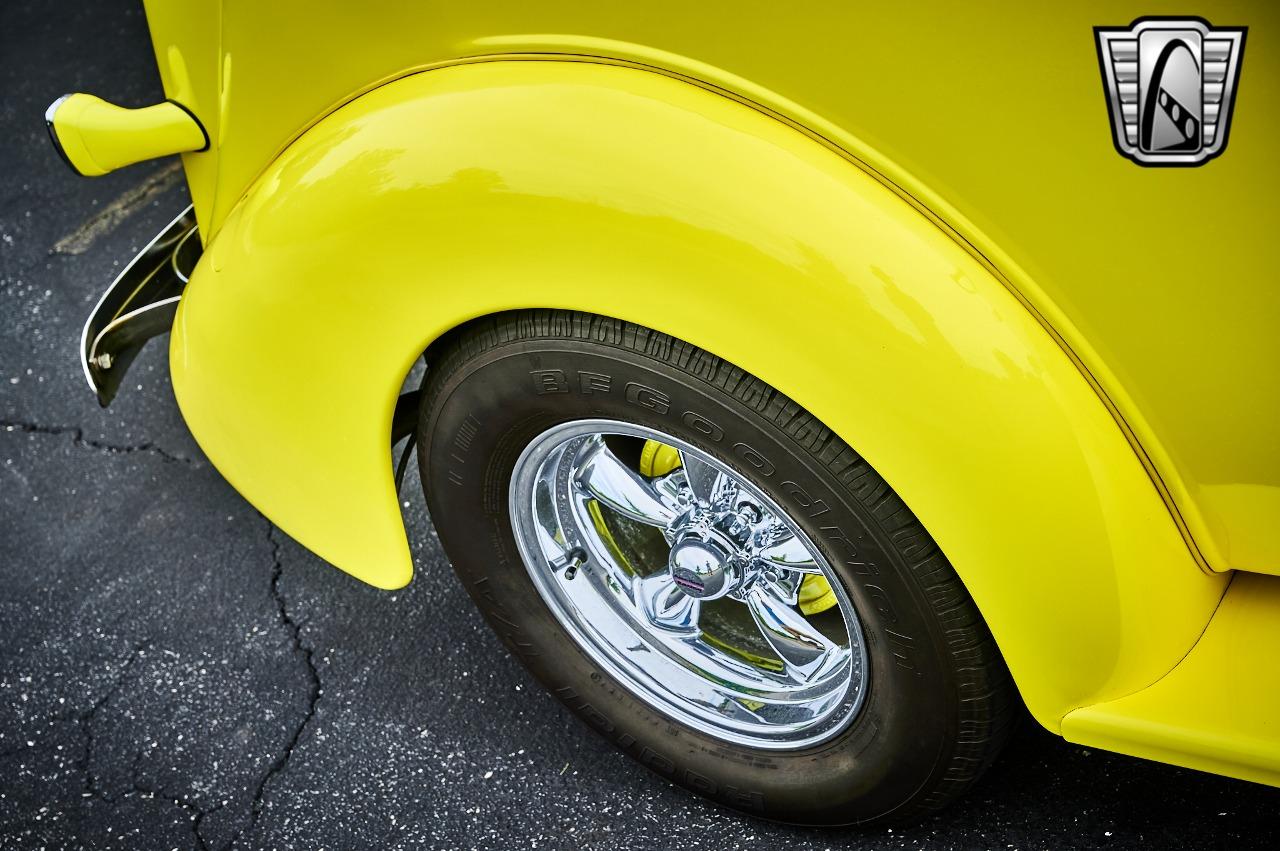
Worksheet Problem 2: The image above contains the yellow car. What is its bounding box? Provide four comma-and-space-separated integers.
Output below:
46, 2, 1278, 826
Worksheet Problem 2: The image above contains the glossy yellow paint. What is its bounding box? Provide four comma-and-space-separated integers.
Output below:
140, 0, 221, 228
142, 1, 1280, 575
637, 440, 682, 481
46, 94, 205, 177
170, 60, 1229, 732
1063, 572, 1280, 786
796, 577, 839, 619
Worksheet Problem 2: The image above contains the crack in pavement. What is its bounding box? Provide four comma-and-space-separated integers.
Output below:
76, 640, 151, 804
69, 651, 223, 851
1, 419, 198, 466
1, 423, 324, 850
127, 749, 223, 851
32, 519, 323, 851
224, 520, 322, 850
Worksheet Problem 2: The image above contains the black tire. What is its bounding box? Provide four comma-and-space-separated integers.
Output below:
417, 309, 1015, 826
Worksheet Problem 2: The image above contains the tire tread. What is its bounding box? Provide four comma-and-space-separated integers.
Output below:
425, 309, 1017, 823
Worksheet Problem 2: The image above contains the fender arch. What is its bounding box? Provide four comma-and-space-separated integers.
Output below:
171, 60, 1225, 729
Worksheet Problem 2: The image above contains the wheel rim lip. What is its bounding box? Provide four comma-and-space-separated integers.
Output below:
508, 417, 869, 750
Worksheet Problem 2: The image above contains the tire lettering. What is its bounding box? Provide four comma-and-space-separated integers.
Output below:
625, 382, 670, 414
820, 526, 858, 556
683, 770, 716, 795
578, 371, 612, 394
638, 747, 676, 776
724, 786, 766, 812
885, 628, 921, 673
732, 442, 775, 477
820, 525, 876, 574
780, 480, 830, 519
864, 584, 899, 625
580, 703, 616, 734
530, 369, 569, 394
451, 414, 479, 453
680, 411, 724, 442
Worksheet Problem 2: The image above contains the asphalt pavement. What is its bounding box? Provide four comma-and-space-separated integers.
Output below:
2, 2, 1278, 849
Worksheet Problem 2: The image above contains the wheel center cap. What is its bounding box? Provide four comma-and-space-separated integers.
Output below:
668, 537, 735, 600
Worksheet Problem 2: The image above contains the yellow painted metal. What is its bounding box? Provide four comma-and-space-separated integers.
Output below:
46, 94, 205, 177
638, 440, 682, 480
586, 501, 633, 578
140, 0, 221, 234
1063, 572, 1280, 787
140, 1, 1280, 576
797, 577, 839, 618
169, 60, 1229, 732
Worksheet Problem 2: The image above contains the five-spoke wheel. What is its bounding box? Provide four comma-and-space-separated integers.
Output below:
509, 420, 868, 748
421, 310, 1015, 823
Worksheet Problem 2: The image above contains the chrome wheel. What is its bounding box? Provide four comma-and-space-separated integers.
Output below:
509, 419, 868, 749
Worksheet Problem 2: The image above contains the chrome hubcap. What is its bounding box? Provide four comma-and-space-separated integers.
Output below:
668, 536, 734, 599
509, 419, 868, 748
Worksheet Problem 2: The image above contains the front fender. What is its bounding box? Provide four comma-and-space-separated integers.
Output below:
171, 59, 1224, 729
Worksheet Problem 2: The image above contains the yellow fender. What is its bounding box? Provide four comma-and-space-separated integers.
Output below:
171, 60, 1225, 730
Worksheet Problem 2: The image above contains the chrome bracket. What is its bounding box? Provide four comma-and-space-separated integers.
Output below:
81, 205, 201, 406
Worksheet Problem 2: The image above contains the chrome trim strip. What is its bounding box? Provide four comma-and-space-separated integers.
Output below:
44, 94, 75, 173
80, 204, 199, 405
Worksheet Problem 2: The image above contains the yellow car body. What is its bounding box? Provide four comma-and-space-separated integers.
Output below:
51, 2, 1279, 791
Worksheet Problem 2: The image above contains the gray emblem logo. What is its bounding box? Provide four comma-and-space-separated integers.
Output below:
1095, 17, 1246, 166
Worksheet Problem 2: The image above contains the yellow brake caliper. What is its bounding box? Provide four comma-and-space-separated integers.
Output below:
639, 440, 837, 615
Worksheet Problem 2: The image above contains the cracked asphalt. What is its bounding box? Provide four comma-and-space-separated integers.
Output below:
2, 2, 1279, 849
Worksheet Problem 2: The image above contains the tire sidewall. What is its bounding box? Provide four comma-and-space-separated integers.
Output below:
422, 337, 958, 824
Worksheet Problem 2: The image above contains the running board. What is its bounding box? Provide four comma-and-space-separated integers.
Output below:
1061, 572, 1280, 786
